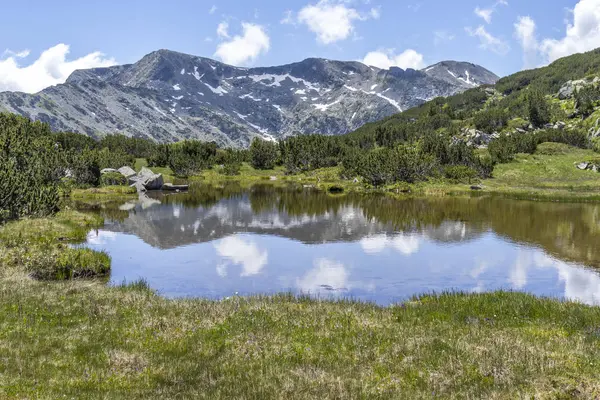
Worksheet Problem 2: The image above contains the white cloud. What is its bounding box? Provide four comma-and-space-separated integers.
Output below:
86, 230, 118, 246
0, 43, 116, 93
360, 234, 421, 256
214, 22, 270, 66
541, 0, 600, 63
466, 25, 510, 55
3, 48, 30, 58
209, 5, 217, 14
217, 22, 230, 39
297, 258, 349, 294
362, 49, 425, 70
214, 235, 268, 277
514, 16, 539, 68
297, 0, 377, 44
513, 1, 600, 68
474, 0, 508, 24
475, 7, 494, 24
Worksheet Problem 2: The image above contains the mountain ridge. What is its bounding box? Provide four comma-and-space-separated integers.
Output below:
0, 49, 499, 147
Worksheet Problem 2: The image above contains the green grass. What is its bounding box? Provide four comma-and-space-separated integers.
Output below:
2, 204, 600, 397
1, 281, 600, 398
132, 145, 600, 203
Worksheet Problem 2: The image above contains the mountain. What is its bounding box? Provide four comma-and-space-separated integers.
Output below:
0, 49, 498, 147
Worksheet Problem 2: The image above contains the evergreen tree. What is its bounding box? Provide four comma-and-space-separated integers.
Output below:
527, 89, 551, 128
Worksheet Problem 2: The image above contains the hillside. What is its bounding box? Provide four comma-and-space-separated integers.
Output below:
0, 49, 497, 147
350, 48, 600, 148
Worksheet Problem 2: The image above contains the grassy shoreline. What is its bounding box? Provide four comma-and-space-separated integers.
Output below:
192, 145, 600, 203
3, 148, 599, 397
1, 210, 600, 397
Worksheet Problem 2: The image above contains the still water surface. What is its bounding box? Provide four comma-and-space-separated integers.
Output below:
82, 184, 600, 305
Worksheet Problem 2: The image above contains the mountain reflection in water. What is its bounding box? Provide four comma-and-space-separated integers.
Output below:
82, 183, 600, 305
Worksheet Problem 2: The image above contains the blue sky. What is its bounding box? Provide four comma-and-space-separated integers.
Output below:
0, 0, 596, 93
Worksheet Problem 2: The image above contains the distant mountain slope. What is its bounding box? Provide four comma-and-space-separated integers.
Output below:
0, 49, 498, 146
349, 47, 600, 146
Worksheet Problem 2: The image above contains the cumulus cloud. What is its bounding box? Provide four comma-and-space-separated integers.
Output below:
297, 258, 349, 294
0, 43, 116, 93
541, 0, 600, 63
514, 0, 600, 68
514, 16, 539, 68
214, 235, 268, 277
297, 0, 379, 44
474, 0, 508, 24
217, 22, 230, 39
214, 22, 270, 66
360, 234, 422, 256
465, 25, 510, 55
362, 49, 426, 70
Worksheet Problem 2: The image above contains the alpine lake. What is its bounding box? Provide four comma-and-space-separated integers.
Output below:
76, 183, 600, 306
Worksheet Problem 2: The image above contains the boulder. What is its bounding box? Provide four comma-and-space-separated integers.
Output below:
118, 166, 137, 178
558, 79, 587, 100
471, 130, 492, 146
128, 167, 164, 192
101, 168, 118, 174
577, 162, 590, 170
554, 121, 566, 130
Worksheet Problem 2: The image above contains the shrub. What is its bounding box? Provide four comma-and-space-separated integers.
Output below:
100, 172, 128, 186
0, 113, 62, 222
527, 90, 551, 128
535, 142, 574, 155
168, 141, 217, 176
250, 138, 279, 170
444, 165, 479, 183
222, 162, 241, 176
473, 107, 509, 133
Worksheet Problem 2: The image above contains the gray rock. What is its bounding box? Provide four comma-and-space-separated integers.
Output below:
0, 50, 499, 147
118, 166, 137, 178
558, 79, 587, 100
101, 168, 118, 174
128, 167, 164, 191
554, 121, 566, 130
577, 162, 590, 170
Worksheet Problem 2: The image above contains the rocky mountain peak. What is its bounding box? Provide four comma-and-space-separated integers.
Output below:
0, 49, 499, 147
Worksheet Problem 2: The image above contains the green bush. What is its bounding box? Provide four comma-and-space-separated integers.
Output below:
593, 137, 600, 153
250, 138, 279, 170
473, 107, 509, 133
168, 141, 217, 176
100, 172, 128, 186
0, 113, 62, 222
444, 165, 479, 183
535, 142, 574, 155
222, 162, 241, 176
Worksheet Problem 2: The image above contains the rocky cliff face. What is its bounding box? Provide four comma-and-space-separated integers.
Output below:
0, 49, 499, 147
